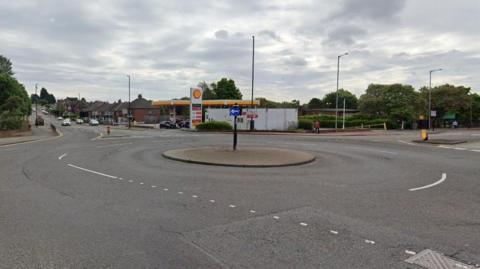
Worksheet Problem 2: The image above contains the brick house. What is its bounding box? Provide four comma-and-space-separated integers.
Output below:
130, 94, 160, 123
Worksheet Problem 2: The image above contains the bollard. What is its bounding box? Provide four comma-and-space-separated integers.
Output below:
107, 126, 111, 135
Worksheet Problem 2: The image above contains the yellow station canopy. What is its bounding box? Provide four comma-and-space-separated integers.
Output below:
152, 99, 260, 107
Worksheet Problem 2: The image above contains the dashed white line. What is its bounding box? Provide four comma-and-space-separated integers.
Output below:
178, 191, 183, 194
249, 210, 256, 213
405, 250, 416, 255
364, 239, 375, 244
453, 147, 467, 150
58, 153, 67, 160
229, 204, 236, 208
300, 222, 308, 226
409, 173, 447, 191
118, 177, 123, 180
273, 216, 280, 220
151, 185, 157, 188
192, 195, 198, 198
128, 180, 134, 183
471, 149, 480, 152
67, 164, 117, 179
209, 200, 216, 203
330, 230, 339, 235
139, 182, 144, 185
163, 188, 168, 191
397, 140, 415, 146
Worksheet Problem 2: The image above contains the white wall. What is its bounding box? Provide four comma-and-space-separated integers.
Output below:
205, 108, 298, 131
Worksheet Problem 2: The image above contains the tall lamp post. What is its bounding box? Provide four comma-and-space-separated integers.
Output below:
35, 83, 38, 127
428, 68, 442, 130
335, 52, 348, 131
250, 35, 255, 131
126, 75, 131, 128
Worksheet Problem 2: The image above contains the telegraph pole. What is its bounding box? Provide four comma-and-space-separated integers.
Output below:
250, 35, 255, 131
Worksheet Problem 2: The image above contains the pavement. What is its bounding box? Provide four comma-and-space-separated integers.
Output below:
1, 124, 480, 268
163, 147, 315, 167
0, 115, 58, 147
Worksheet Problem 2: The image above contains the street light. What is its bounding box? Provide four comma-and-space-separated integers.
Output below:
428, 68, 442, 130
335, 52, 348, 131
35, 83, 38, 127
250, 35, 255, 131
126, 75, 131, 128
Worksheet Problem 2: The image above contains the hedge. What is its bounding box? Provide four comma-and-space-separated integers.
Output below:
299, 115, 396, 129
196, 121, 233, 131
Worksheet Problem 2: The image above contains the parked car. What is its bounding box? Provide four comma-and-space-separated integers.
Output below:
35, 116, 44, 126
61, 119, 71, 126
76, 119, 84, 124
179, 120, 190, 128
57, 116, 63, 120
89, 119, 99, 126
160, 121, 176, 129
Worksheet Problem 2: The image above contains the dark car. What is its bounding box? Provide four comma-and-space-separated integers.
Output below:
160, 121, 176, 129
35, 116, 44, 126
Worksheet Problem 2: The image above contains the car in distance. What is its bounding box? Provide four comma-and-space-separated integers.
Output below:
57, 116, 63, 120
35, 116, 45, 126
89, 119, 99, 126
76, 118, 84, 124
61, 119, 71, 126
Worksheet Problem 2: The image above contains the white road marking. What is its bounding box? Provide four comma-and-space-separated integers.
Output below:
438, 145, 454, 149
453, 147, 467, 150
128, 180, 134, 183
229, 204, 236, 208
273, 216, 280, 220
163, 188, 168, 191
471, 149, 480, 152
192, 195, 198, 198
178, 191, 184, 194
364, 239, 375, 244
409, 173, 447, 191
249, 210, 256, 213
140, 182, 144, 185
300, 222, 308, 226
151, 185, 156, 188
330, 230, 339, 235
397, 140, 415, 146
209, 200, 216, 203
118, 177, 123, 180
58, 153, 67, 160
67, 164, 118, 179
405, 250, 416, 255
95, 142, 132, 148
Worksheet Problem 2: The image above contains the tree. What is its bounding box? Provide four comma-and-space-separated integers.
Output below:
256, 97, 299, 108
322, 89, 358, 109
198, 81, 216, 99
358, 84, 420, 123
0, 74, 31, 117
419, 84, 473, 126
210, 78, 242, 99
0, 55, 14, 76
307, 98, 323, 109
38, 87, 56, 104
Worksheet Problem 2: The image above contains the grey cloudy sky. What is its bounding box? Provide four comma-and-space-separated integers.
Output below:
1, 0, 479, 102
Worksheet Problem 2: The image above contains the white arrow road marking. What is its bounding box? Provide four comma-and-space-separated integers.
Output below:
409, 173, 447, 191
67, 163, 117, 179
58, 153, 67, 160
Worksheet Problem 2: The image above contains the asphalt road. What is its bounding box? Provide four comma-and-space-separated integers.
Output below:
1, 122, 479, 268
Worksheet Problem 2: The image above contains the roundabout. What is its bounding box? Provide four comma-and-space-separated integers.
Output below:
162, 146, 316, 167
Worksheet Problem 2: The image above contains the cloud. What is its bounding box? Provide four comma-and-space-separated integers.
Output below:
0, 0, 478, 103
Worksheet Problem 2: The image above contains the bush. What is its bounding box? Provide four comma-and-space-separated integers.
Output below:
196, 121, 233, 131
298, 119, 313, 130
0, 111, 24, 130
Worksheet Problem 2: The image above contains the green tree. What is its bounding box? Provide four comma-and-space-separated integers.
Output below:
198, 81, 216, 99
0, 55, 14, 76
210, 78, 242, 99
307, 98, 323, 109
358, 84, 420, 123
0, 74, 31, 116
322, 89, 358, 109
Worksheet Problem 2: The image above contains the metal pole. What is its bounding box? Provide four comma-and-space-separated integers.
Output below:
127, 75, 131, 128
342, 98, 346, 130
335, 52, 348, 131
250, 35, 255, 131
428, 71, 432, 130
428, 68, 442, 130
35, 83, 38, 127
335, 56, 340, 131
233, 115, 238, 150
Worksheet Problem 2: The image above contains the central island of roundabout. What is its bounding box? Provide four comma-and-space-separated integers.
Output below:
162, 147, 316, 168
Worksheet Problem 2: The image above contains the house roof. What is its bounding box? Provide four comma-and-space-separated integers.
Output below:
131, 94, 152, 109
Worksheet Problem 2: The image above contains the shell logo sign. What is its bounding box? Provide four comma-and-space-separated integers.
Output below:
190, 87, 203, 129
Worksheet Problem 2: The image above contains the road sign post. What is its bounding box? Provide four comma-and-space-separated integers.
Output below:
230, 105, 241, 151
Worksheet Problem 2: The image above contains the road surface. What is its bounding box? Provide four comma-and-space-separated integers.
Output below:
1, 122, 479, 268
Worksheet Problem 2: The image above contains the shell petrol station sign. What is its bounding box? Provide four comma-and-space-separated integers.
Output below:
190, 87, 203, 129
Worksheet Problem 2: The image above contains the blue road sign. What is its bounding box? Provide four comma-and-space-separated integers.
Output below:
230, 106, 241, 116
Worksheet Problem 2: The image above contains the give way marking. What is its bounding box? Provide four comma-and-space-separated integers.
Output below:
409, 173, 447, 191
